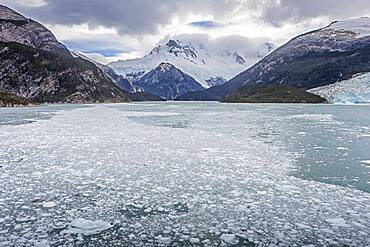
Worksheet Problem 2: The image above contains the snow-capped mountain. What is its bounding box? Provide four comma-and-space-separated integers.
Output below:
109, 39, 274, 88
0, 5, 68, 54
186, 17, 370, 101
135, 62, 204, 100
309, 73, 370, 103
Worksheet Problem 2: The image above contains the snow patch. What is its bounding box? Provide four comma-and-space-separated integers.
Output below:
42, 202, 56, 208
220, 233, 238, 244
326, 218, 348, 227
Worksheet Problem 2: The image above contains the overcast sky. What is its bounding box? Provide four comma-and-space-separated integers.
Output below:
1, 0, 370, 64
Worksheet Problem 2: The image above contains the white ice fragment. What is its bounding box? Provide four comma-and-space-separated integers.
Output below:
337, 147, 349, 150
220, 234, 238, 244
156, 186, 170, 192
155, 235, 172, 244
15, 217, 36, 223
326, 218, 348, 227
143, 207, 152, 213
42, 202, 56, 208
189, 238, 200, 244
62, 218, 112, 236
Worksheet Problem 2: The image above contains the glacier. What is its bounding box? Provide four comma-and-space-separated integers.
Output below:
0, 103, 369, 246
309, 72, 370, 104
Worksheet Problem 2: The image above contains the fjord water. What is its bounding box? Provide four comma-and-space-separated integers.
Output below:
119, 102, 370, 193
0, 102, 369, 246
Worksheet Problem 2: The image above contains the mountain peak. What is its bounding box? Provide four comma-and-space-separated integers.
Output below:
135, 62, 204, 100
165, 39, 181, 48
110, 37, 274, 88
157, 62, 175, 72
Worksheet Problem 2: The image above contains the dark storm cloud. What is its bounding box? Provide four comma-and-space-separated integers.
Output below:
2, 0, 369, 36
250, 0, 370, 26
3, 0, 242, 35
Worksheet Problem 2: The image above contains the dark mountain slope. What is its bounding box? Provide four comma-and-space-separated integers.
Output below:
0, 42, 131, 103
134, 62, 204, 100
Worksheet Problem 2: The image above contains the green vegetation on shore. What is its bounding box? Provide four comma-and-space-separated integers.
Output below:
224, 85, 327, 103
0, 92, 36, 107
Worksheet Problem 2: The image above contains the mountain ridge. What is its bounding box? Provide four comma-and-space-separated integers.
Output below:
109, 39, 274, 88
178, 17, 370, 101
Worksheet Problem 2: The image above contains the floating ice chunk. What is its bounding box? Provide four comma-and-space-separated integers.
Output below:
360, 160, 370, 165
156, 186, 170, 192
15, 217, 36, 223
326, 218, 348, 227
143, 207, 152, 213
189, 238, 200, 244
155, 235, 172, 244
220, 234, 238, 244
42, 202, 56, 208
337, 147, 349, 150
62, 218, 112, 235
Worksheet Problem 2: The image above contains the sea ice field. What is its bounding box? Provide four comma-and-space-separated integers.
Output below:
0, 102, 369, 246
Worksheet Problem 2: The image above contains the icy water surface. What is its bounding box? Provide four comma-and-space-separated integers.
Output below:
0, 102, 369, 246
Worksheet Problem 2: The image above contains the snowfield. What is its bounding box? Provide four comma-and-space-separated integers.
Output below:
0, 104, 369, 246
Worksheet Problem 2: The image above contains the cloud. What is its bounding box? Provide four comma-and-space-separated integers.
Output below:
3, 0, 370, 35
1, 0, 369, 62
4, 0, 243, 35
167, 33, 272, 56
248, 0, 370, 27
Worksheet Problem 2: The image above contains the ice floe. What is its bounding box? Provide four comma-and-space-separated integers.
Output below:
0, 104, 369, 246
61, 218, 112, 236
